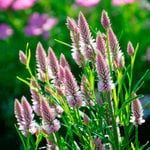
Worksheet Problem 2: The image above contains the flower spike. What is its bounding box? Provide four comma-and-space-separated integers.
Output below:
101, 10, 111, 30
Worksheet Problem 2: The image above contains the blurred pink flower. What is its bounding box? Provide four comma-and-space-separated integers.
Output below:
0, 0, 37, 10
75, 0, 100, 8
0, 23, 13, 39
0, 0, 13, 10
24, 12, 57, 39
112, 0, 136, 5
12, 0, 36, 10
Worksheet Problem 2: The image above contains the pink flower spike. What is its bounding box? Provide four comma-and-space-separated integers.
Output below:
40, 97, 60, 133
96, 32, 107, 59
40, 97, 56, 123
14, 99, 23, 126
60, 53, 70, 68
21, 96, 34, 137
64, 67, 82, 108
101, 10, 111, 30
130, 94, 145, 126
96, 52, 114, 92
48, 47, 59, 81
127, 41, 134, 56
19, 50, 27, 65
30, 79, 41, 116
108, 28, 120, 55
75, 0, 100, 8
78, 12, 95, 62
36, 42, 48, 81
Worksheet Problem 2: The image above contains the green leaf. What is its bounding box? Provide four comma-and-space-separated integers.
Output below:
132, 69, 149, 92
26, 49, 31, 68
131, 142, 136, 150
14, 124, 26, 150
17, 76, 31, 87
35, 133, 43, 150
54, 39, 72, 48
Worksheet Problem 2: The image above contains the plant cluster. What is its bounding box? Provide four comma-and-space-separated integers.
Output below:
15, 10, 148, 150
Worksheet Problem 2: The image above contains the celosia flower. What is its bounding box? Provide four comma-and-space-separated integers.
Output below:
92, 137, 106, 150
30, 79, 41, 116
101, 10, 111, 30
14, 99, 23, 127
24, 12, 57, 39
14, 97, 36, 137
112, 0, 136, 5
60, 53, 70, 69
127, 41, 134, 56
19, 50, 27, 65
108, 27, 124, 69
67, 17, 84, 66
130, 95, 145, 126
21, 96, 34, 137
12, 0, 37, 10
0, 23, 13, 39
40, 97, 60, 133
96, 52, 114, 92
78, 12, 95, 62
36, 42, 48, 81
116, 50, 124, 70
56, 87, 64, 97
108, 28, 120, 56
80, 74, 94, 106
96, 32, 107, 59
64, 67, 82, 108
58, 66, 65, 85
0, 0, 13, 10
75, 0, 100, 8
48, 47, 59, 84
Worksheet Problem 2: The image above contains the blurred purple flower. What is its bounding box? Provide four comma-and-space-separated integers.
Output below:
0, 23, 13, 39
24, 12, 57, 39
112, 0, 136, 5
0, 0, 13, 10
12, 0, 37, 10
75, 0, 100, 8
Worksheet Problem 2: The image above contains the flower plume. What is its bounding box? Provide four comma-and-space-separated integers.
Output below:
30, 79, 41, 116
96, 32, 107, 59
40, 97, 60, 133
48, 47, 59, 83
36, 42, 48, 80
19, 50, 27, 65
101, 10, 111, 30
96, 52, 114, 92
67, 17, 84, 66
78, 11, 95, 62
64, 67, 82, 108
60, 53, 70, 68
127, 41, 134, 56
130, 95, 145, 126
15, 99, 23, 126
21, 96, 34, 136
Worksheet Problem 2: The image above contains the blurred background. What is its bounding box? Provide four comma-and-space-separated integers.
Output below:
0, 0, 150, 149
